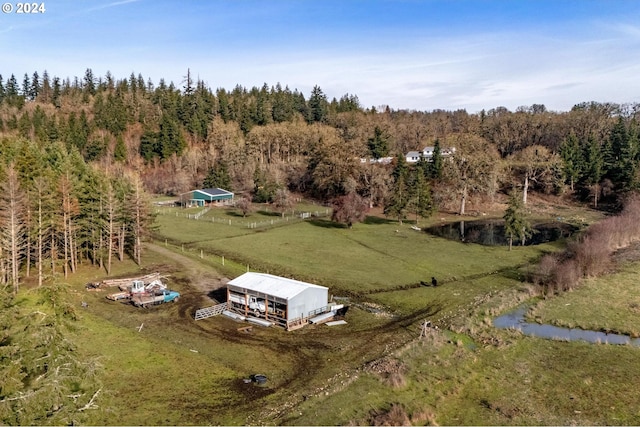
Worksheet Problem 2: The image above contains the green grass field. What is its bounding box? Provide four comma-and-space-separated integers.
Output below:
154, 207, 551, 295
529, 258, 640, 337
35, 200, 640, 425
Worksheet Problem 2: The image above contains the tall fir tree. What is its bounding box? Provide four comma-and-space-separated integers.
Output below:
503, 189, 531, 250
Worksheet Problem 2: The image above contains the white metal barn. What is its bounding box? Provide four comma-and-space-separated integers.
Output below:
226, 272, 329, 330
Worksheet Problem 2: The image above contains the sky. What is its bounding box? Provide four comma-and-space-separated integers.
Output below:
1, 0, 640, 113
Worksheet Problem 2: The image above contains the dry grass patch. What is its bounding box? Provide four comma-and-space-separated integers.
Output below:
366, 357, 408, 389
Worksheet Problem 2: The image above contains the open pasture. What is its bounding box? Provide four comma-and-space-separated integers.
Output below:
53, 201, 640, 425
153, 205, 553, 305
529, 257, 640, 338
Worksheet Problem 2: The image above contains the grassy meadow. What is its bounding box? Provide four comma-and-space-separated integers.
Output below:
153, 205, 552, 298
529, 257, 640, 338
37, 199, 640, 425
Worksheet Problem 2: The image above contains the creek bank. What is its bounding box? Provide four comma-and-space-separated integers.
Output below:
494, 306, 640, 346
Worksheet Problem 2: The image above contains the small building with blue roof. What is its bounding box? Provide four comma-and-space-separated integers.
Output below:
180, 188, 234, 207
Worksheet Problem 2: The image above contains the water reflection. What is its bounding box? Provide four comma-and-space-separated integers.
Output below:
494, 306, 640, 346
425, 220, 577, 246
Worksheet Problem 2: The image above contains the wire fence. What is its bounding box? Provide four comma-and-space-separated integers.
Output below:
155, 207, 331, 230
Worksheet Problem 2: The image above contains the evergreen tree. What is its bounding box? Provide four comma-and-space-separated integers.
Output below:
158, 114, 186, 159
293, 90, 309, 119
203, 161, 232, 190
252, 168, 278, 203
384, 155, 410, 224
114, 135, 127, 162
253, 83, 272, 126
391, 154, 409, 182
217, 88, 232, 122
271, 83, 294, 122
21, 73, 30, 98
308, 85, 328, 123
0, 284, 103, 425
83, 68, 96, 96
584, 135, 604, 207
18, 111, 32, 139
367, 126, 390, 159
0, 74, 5, 104
336, 93, 361, 113
29, 71, 40, 101
407, 167, 434, 224
52, 76, 61, 107
384, 173, 409, 225
31, 105, 48, 142
618, 121, 639, 189
45, 114, 60, 142
6, 74, 23, 108
503, 189, 531, 250
6, 74, 19, 97
430, 140, 444, 179
559, 132, 583, 191
40, 70, 51, 103
139, 129, 158, 162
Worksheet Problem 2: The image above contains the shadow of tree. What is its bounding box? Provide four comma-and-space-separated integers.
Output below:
363, 215, 395, 225
307, 219, 347, 229
225, 211, 246, 218
256, 210, 281, 217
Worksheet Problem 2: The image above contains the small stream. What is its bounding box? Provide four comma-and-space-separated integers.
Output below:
493, 306, 640, 346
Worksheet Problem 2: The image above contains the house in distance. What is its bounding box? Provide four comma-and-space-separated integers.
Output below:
180, 188, 234, 207
405, 146, 456, 163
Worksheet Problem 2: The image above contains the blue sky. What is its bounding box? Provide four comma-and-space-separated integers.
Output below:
1, 0, 640, 112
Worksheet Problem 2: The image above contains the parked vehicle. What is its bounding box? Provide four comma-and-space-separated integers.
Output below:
228, 293, 284, 317
131, 289, 181, 308
105, 277, 179, 308
106, 279, 167, 301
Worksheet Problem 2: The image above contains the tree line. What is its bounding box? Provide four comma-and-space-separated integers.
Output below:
0, 137, 153, 293
2, 68, 640, 227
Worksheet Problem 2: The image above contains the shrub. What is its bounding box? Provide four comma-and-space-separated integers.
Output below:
535, 192, 640, 294
369, 404, 411, 426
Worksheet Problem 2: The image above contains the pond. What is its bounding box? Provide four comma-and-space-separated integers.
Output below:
494, 306, 640, 346
424, 219, 577, 246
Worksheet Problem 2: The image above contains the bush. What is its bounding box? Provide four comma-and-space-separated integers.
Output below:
536, 192, 640, 294
369, 404, 411, 426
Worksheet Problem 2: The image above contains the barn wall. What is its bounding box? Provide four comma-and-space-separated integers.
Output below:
288, 287, 328, 320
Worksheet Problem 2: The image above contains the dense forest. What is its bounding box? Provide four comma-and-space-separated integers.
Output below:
1, 67, 640, 289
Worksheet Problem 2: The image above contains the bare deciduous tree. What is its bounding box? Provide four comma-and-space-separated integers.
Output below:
273, 188, 294, 218
331, 192, 369, 228
235, 197, 253, 217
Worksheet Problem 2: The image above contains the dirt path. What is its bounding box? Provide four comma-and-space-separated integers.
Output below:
145, 242, 230, 296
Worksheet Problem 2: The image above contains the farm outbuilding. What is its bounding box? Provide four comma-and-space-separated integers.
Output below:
180, 188, 234, 207
226, 272, 330, 330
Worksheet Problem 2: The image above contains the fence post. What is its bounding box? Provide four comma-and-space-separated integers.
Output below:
200, 250, 203, 259
222, 256, 225, 266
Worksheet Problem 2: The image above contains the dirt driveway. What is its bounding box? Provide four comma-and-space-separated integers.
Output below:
145, 242, 229, 301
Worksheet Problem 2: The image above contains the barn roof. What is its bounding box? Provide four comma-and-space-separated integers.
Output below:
197, 188, 233, 197
227, 272, 327, 300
